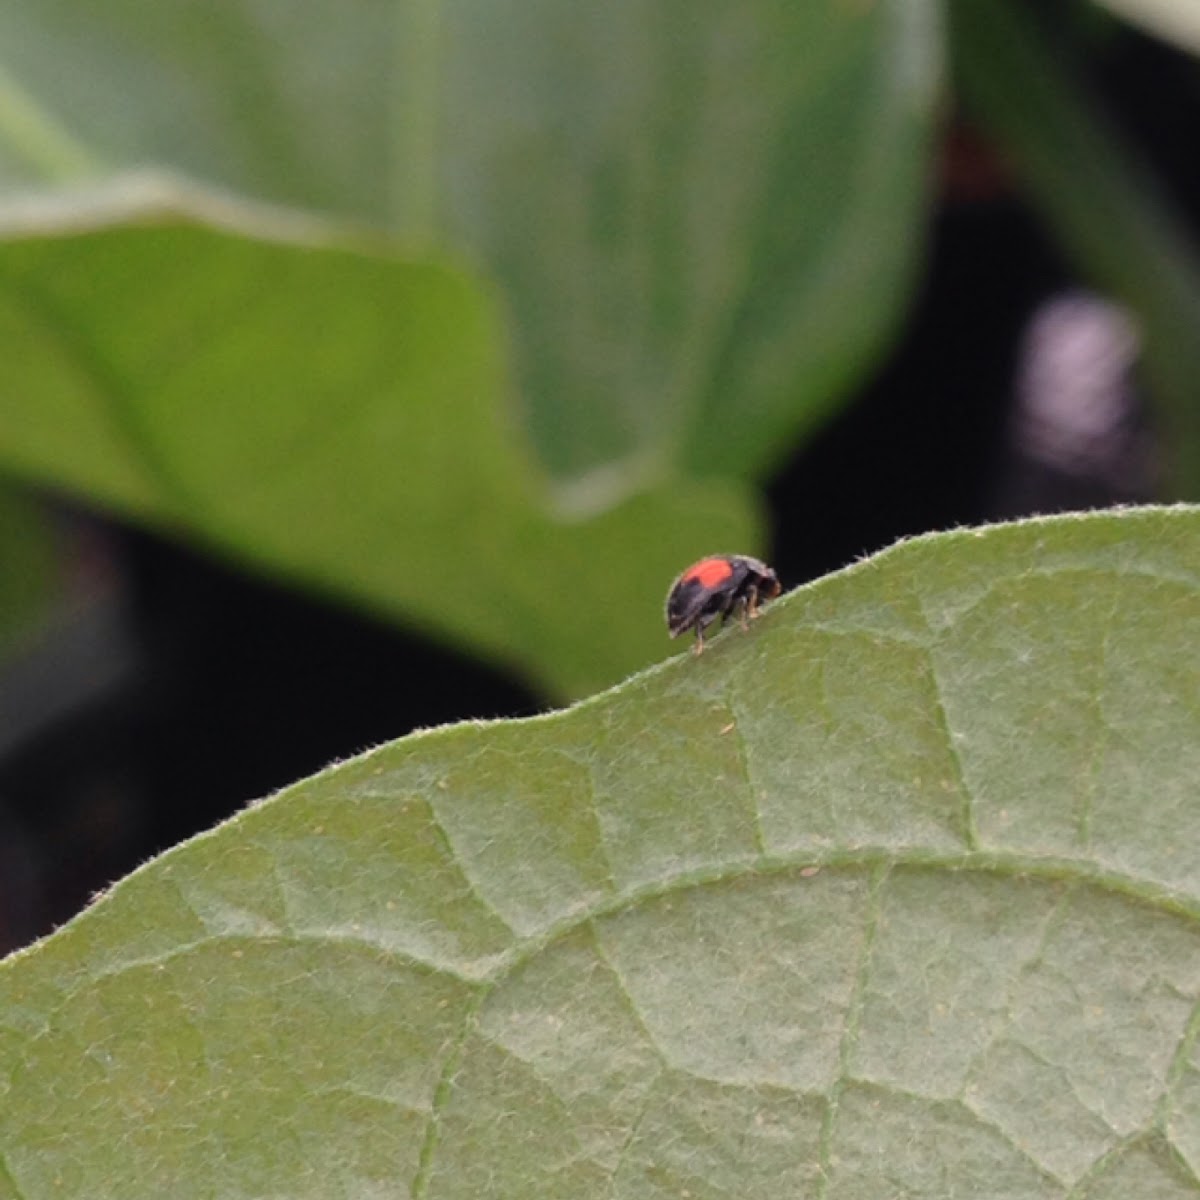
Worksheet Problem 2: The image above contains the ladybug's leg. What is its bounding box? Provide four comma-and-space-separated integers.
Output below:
718, 592, 742, 630
735, 584, 761, 630
745, 584, 761, 623
725, 598, 745, 631
693, 610, 720, 654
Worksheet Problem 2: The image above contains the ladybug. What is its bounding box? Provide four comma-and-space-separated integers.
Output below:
665, 555, 781, 654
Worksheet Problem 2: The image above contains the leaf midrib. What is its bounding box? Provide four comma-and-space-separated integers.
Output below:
53, 843, 1200, 1001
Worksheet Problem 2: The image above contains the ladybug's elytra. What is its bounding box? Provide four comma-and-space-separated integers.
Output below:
665, 555, 781, 654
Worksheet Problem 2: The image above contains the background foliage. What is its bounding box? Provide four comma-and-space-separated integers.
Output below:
0, 0, 936, 696
1, 2, 1198, 693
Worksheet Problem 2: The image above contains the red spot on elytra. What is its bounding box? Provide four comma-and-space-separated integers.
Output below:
683, 557, 735, 588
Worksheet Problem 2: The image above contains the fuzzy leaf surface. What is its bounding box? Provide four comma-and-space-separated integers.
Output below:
3, 507, 1200, 1198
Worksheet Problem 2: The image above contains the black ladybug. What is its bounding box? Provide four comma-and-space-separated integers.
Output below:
665, 555, 781, 654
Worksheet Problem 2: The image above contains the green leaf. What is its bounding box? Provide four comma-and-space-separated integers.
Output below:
0, 1, 941, 488
434, 0, 942, 485
0, 181, 757, 698
3, 506, 1200, 1197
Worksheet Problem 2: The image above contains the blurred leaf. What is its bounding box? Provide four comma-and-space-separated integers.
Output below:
0, 180, 757, 698
1094, 0, 1200, 56
953, 0, 1200, 496
434, 1, 943, 486
0, 1, 941, 493
3, 506, 1200, 1197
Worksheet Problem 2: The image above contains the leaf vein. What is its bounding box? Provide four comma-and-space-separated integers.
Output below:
726, 688, 768, 857
586, 920, 673, 1072
410, 984, 489, 1198
915, 634, 979, 852
815, 860, 888, 1198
